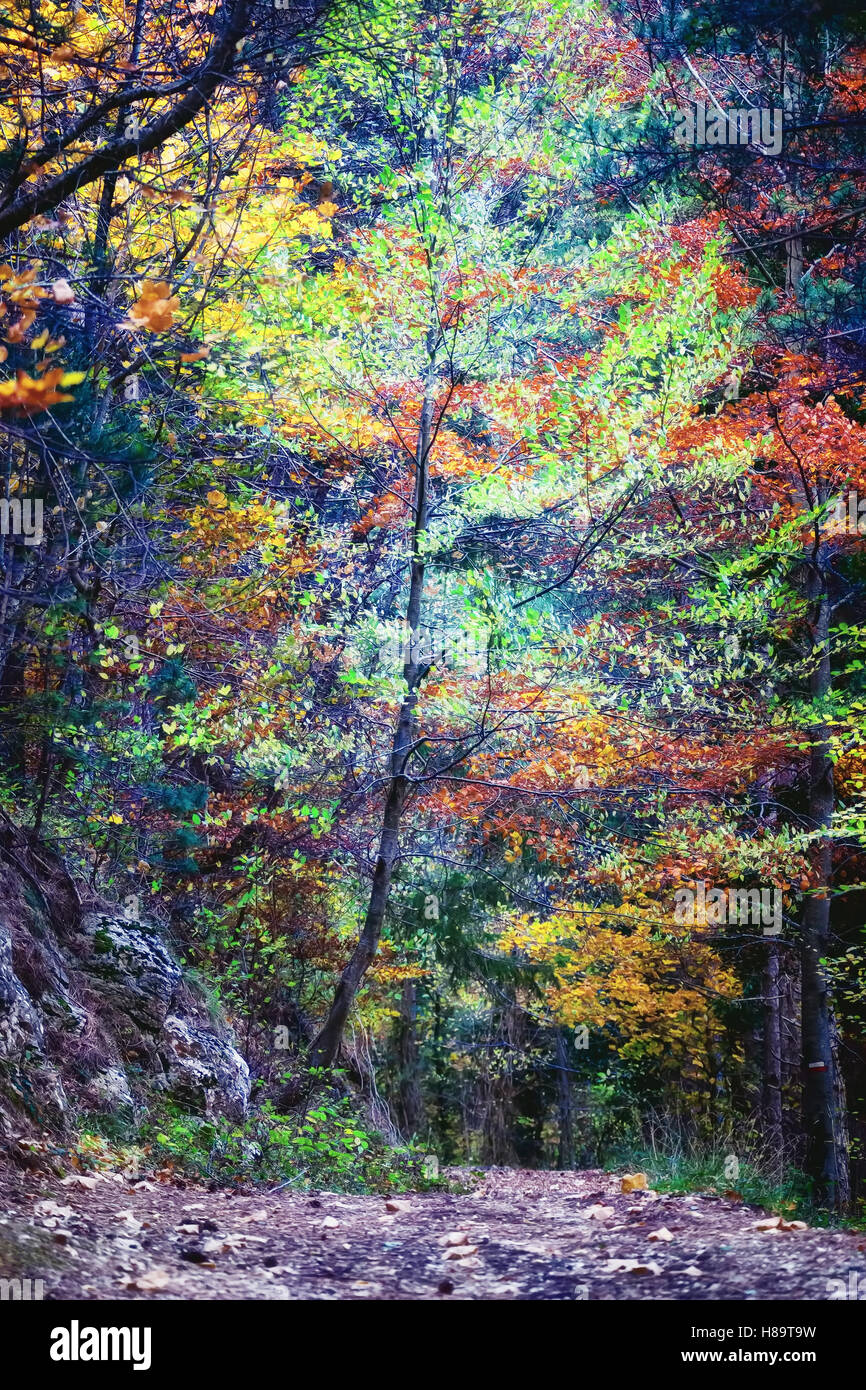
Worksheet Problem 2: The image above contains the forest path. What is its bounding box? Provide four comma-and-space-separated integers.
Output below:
3, 1165, 864, 1300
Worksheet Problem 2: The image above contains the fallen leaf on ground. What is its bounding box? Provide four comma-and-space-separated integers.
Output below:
752, 1215, 807, 1232
202, 1234, 249, 1253
585, 1204, 615, 1220
128, 1267, 172, 1291
438, 1231, 469, 1247
35, 1201, 75, 1221
602, 1258, 663, 1276
621, 1173, 648, 1193
113, 1210, 143, 1234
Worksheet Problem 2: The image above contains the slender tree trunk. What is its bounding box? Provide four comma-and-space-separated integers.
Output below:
555, 1027, 575, 1169
780, 944, 801, 1149
762, 942, 783, 1162
297, 334, 438, 1084
801, 554, 850, 1206
783, 64, 805, 307
785, 235, 804, 299
0, 618, 26, 780
707, 1022, 726, 1130
394, 979, 424, 1138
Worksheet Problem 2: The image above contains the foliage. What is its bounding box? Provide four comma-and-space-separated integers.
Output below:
1, 0, 866, 1205
78, 1098, 439, 1194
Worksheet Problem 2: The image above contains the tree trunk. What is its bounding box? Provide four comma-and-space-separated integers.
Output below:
783, 63, 805, 307
762, 942, 783, 1162
785, 234, 804, 299
555, 1027, 575, 1169
296, 334, 438, 1086
780, 945, 801, 1150
394, 979, 424, 1138
801, 553, 850, 1207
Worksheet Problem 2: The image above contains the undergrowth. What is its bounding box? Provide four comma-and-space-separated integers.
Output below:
607, 1125, 866, 1229
75, 1096, 443, 1195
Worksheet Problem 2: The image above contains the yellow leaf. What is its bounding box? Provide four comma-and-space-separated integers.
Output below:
621, 1172, 648, 1193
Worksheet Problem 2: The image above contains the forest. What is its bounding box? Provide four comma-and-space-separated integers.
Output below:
2, 0, 866, 1313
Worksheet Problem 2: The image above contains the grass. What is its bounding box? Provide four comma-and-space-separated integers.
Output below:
606, 1122, 866, 1229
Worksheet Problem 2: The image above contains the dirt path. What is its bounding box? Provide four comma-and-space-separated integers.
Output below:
2, 1166, 864, 1300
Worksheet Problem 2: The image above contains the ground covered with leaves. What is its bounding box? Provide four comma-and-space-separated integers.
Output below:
2, 1166, 864, 1301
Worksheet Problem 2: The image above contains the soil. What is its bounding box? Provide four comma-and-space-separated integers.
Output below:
2, 1164, 864, 1300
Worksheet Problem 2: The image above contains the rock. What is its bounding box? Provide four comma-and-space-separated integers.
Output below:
0, 891, 69, 1126
0, 891, 45, 1051
0, 852, 251, 1135
79, 912, 182, 1032
82, 1066, 135, 1111
159, 1015, 250, 1120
